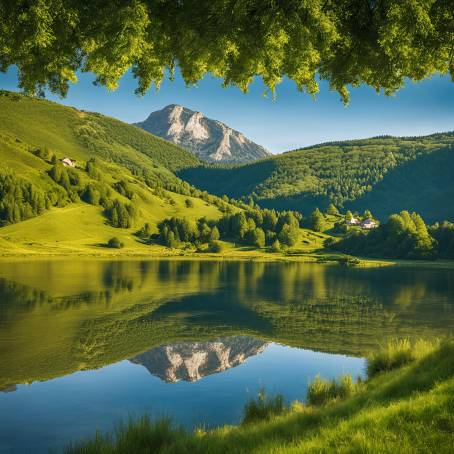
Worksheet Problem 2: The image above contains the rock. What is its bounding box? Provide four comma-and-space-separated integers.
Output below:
134, 105, 271, 164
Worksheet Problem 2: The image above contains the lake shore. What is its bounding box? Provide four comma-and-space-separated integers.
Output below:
1, 246, 454, 268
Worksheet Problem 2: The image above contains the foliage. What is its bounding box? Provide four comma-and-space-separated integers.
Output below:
326, 203, 338, 215
334, 210, 438, 260
242, 389, 285, 425
307, 374, 360, 406
106, 237, 124, 249
309, 208, 326, 232
270, 239, 281, 252
430, 221, 454, 259
158, 207, 302, 250
179, 133, 454, 222
367, 338, 438, 377
105, 200, 136, 229
2, 1, 453, 101
208, 240, 224, 253
0, 171, 48, 225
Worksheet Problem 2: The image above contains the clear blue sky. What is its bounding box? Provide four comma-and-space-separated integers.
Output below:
1, 67, 453, 153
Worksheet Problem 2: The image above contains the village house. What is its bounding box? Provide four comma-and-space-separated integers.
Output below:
361, 218, 378, 229
61, 157, 76, 168
345, 216, 361, 226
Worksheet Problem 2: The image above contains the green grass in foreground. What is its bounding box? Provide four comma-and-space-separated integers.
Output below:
66, 339, 454, 453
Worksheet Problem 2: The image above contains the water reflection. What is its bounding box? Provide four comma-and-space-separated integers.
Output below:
130, 336, 268, 383
0, 259, 453, 390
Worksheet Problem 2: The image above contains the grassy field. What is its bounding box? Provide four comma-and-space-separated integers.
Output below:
66, 339, 454, 453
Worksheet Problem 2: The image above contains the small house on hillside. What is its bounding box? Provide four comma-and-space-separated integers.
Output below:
345, 217, 361, 226
362, 218, 378, 229
61, 157, 76, 168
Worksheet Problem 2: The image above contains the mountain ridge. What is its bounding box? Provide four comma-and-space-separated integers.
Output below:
135, 104, 271, 164
178, 132, 454, 223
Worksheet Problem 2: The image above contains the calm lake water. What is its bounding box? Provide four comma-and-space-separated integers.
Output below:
0, 259, 453, 453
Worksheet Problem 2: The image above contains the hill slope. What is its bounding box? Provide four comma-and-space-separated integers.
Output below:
0, 91, 233, 255
178, 134, 454, 222
135, 104, 271, 164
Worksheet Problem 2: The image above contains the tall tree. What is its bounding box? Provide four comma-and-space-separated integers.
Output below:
2, 1, 452, 100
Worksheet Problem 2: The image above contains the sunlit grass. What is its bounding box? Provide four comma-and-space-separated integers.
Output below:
367, 338, 439, 377
65, 338, 454, 453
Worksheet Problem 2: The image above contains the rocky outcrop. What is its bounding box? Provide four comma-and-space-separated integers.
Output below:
130, 336, 268, 383
134, 105, 271, 164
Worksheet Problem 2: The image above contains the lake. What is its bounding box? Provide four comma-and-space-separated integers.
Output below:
0, 259, 453, 453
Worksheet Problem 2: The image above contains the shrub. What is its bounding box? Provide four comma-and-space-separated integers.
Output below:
367, 338, 438, 377
185, 198, 194, 208
107, 237, 124, 249
242, 389, 285, 424
307, 374, 359, 406
271, 239, 281, 252
208, 240, 224, 253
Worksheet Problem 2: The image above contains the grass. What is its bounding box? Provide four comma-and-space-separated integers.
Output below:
367, 338, 439, 377
242, 390, 286, 425
65, 339, 454, 453
306, 374, 362, 406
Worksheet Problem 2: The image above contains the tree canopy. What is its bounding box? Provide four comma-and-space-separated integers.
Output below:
1, 0, 453, 101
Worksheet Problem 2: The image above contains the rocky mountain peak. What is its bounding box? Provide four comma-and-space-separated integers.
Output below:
134, 105, 271, 164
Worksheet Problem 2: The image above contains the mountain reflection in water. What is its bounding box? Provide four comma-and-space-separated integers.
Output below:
130, 337, 268, 383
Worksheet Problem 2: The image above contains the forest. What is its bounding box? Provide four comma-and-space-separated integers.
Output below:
179, 133, 454, 222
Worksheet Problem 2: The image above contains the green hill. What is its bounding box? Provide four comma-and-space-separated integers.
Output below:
178, 134, 454, 223
0, 90, 235, 255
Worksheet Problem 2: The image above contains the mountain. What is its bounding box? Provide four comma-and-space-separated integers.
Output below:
0, 90, 236, 255
130, 337, 268, 383
134, 104, 271, 164
178, 133, 454, 223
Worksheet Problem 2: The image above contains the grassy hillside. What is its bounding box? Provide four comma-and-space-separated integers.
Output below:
67, 339, 454, 453
0, 90, 239, 254
178, 134, 454, 223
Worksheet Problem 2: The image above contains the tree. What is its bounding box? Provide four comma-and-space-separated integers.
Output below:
3, 1, 452, 100
185, 198, 194, 208
209, 226, 220, 241
345, 210, 353, 221
279, 223, 299, 247
250, 227, 265, 248
326, 204, 338, 215
310, 208, 325, 232
271, 239, 281, 253
364, 210, 373, 219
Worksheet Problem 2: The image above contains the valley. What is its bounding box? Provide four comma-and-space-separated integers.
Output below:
1, 90, 453, 264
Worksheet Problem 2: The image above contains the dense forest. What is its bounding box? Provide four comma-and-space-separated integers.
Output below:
178, 134, 454, 222
157, 208, 302, 252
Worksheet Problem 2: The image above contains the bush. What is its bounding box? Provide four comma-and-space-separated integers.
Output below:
242, 389, 285, 424
185, 198, 194, 208
367, 338, 438, 377
107, 237, 124, 249
270, 239, 281, 252
307, 374, 359, 406
208, 240, 224, 253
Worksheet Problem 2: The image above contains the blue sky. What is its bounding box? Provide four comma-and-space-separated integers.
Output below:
1, 67, 453, 153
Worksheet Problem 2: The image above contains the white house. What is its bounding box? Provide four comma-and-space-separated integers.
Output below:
361, 218, 378, 229
61, 157, 76, 168
345, 217, 361, 226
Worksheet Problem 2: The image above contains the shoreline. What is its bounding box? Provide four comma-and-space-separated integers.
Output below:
0, 249, 453, 269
